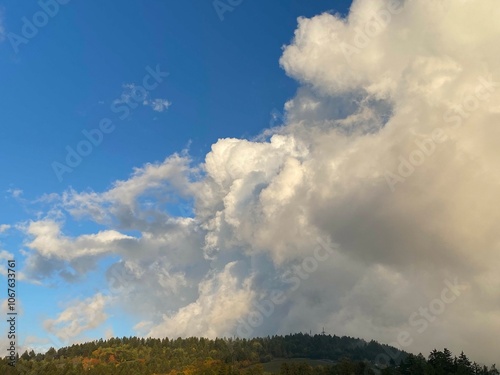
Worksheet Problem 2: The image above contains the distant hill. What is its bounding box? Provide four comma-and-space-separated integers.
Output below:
1, 332, 497, 374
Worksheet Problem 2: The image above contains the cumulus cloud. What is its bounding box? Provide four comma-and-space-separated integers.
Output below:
21, 219, 136, 281
26, 220, 134, 260
17, 0, 500, 365
43, 293, 110, 343
146, 262, 255, 338
61, 153, 193, 225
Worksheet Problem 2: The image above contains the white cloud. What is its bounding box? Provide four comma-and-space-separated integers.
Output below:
0, 224, 10, 234
25, 220, 134, 261
43, 293, 110, 344
7, 188, 23, 199
21, 219, 136, 281
144, 98, 171, 112
146, 262, 255, 338
61, 153, 192, 222
115, 83, 171, 113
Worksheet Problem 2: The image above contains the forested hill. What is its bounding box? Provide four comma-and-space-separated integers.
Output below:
0, 333, 497, 374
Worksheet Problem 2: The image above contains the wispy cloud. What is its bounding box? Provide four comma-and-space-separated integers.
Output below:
7, 188, 23, 199
114, 83, 171, 113
144, 98, 171, 112
43, 293, 111, 344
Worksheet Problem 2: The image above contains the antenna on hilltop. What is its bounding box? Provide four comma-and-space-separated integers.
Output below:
321, 327, 326, 335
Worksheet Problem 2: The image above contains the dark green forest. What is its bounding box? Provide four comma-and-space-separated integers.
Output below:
1, 333, 497, 375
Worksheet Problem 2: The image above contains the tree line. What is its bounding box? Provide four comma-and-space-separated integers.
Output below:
0, 333, 496, 374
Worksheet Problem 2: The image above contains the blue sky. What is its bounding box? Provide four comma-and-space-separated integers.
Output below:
1, 0, 499, 365
0, 0, 349, 197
